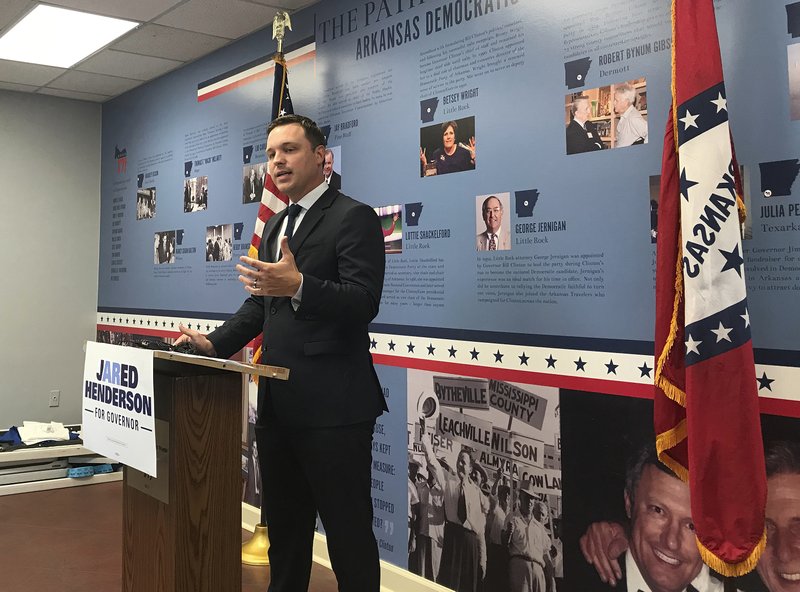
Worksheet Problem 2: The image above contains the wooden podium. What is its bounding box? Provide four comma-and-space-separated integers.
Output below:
121, 352, 280, 592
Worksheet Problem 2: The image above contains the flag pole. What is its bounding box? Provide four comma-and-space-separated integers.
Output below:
241, 9, 292, 568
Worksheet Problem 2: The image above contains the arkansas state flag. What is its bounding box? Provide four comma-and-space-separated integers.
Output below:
654, 0, 766, 576
249, 53, 293, 367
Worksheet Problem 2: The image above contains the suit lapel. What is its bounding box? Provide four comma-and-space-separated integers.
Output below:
288, 188, 337, 256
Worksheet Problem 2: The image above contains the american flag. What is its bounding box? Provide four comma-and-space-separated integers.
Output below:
250, 54, 292, 366
654, 0, 766, 576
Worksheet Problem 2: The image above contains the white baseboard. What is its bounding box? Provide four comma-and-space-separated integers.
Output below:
241, 503, 451, 592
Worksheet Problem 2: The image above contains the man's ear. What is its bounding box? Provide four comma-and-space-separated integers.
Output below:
624, 489, 632, 519
314, 145, 326, 166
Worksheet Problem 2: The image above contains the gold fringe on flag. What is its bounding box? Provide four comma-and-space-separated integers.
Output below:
698, 530, 766, 577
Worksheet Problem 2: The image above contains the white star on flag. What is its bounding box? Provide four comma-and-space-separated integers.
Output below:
711, 322, 733, 343
686, 334, 702, 355
710, 92, 727, 113
741, 308, 750, 328
680, 110, 699, 129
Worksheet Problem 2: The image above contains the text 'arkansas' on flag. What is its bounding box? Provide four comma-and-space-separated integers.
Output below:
250, 54, 293, 368
654, 0, 766, 576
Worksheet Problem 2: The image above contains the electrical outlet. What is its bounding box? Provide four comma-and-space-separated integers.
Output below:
49, 390, 60, 407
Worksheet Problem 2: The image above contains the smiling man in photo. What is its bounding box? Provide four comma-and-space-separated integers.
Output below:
580, 444, 727, 592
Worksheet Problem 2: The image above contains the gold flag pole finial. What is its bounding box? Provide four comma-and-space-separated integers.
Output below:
272, 11, 292, 54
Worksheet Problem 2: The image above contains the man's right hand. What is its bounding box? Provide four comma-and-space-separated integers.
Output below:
175, 324, 217, 357
578, 521, 628, 587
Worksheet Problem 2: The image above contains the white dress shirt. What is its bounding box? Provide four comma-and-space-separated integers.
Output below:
624, 550, 729, 592
274, 181, 328, 307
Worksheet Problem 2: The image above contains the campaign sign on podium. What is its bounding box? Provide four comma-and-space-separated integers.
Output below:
82, 341, 156, 476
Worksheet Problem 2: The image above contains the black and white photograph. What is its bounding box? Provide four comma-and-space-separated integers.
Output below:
420, 117, 476, 177
406, 370, 561, 592
242, 163, 265, 204
205, 224, 233, 262
136, 187, 156, 220
561, 389, 800, 592
153, 230, 176, 264
183, 175, 208, 213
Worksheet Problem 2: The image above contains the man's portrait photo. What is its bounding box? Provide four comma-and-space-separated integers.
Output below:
324, 146, 342, 190
476, 193, 511, 252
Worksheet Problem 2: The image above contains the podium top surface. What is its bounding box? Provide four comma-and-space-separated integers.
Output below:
153, 351, 288, 380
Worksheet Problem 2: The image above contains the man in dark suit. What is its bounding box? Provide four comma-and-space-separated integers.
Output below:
177, 114, 386, 592
566, 96, 604, 155
324, 148, 342, 190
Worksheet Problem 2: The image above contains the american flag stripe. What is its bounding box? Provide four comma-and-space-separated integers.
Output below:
249, 176, 289, 257
196, 42, 314, 102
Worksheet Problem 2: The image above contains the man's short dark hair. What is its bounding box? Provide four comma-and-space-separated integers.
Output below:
624, 441, 677, 506
268, 114, 326, 149
765, 441, 800, 477
442, 120, 458, 135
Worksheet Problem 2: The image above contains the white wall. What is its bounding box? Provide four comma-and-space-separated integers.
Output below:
0, 90, 101, 427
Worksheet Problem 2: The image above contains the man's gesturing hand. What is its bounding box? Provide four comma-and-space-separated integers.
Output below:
237, 237, 302, 297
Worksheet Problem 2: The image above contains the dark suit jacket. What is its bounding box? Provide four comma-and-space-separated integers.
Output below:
566, 119, 604, 155
208, 187, 387, 428
327, 170, 342, 191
